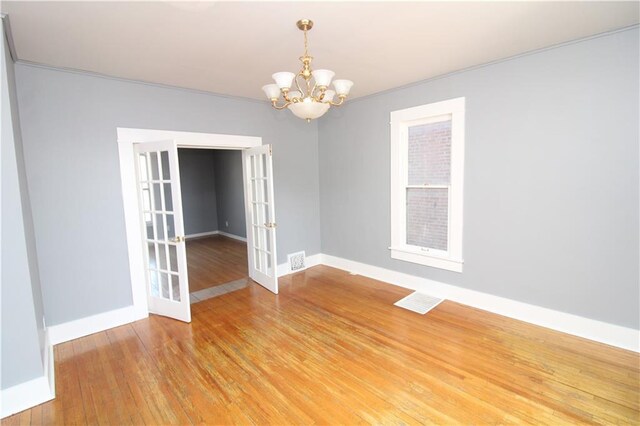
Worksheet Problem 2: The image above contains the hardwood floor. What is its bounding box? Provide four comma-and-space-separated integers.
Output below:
4, 265, 638, 425
186, 235, 248, 292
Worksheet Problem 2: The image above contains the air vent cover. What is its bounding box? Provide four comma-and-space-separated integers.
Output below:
287, 251, 306, 272
394, 292, 444, 314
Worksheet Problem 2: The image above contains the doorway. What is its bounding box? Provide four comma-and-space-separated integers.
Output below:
117, 128, 279, 324
178, 148, 250, 303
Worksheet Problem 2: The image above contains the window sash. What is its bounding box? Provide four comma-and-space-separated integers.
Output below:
403, 186, 450, 256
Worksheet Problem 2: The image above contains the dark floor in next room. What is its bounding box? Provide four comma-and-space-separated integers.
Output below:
186, 234, 248, 293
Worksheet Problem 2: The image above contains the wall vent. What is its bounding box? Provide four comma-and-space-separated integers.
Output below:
287, 251, 306, 272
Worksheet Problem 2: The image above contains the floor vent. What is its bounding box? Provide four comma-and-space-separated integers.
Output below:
288, 251, 306, 272
394, 292, 444, 314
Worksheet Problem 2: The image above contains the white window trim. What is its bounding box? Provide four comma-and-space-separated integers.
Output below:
389, 97, 465, 273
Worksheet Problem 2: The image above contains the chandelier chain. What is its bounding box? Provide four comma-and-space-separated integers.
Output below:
303, 28, 309, 57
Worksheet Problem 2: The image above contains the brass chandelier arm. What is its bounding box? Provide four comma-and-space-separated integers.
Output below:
311, 84, 325, 101
271, 100, 292, 110
328, 96, 347, 107
294, 74, 306, 96
282, 89, 296, 103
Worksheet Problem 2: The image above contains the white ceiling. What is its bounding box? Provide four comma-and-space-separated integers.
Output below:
2, 1, 638, 100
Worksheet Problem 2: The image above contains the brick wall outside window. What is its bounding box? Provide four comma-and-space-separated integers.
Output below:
406, 120, 451, 250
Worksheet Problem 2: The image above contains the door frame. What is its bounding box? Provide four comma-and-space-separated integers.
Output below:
117, 128, 261, 317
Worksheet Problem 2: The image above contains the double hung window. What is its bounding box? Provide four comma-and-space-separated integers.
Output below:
389, 97, 465, 272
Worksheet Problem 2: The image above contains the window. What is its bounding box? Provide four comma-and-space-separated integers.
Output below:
389, 97, 465, 272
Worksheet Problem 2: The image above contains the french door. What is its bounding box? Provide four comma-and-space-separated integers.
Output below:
242, 145, 278, 293
134, 140, 191, 322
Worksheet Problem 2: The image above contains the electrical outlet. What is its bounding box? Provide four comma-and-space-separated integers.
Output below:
225, 220, 229, 227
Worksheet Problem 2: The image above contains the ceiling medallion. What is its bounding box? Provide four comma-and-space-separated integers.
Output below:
262, 19, 353, 122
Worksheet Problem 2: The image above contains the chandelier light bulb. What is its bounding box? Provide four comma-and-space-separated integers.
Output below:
272, 72, 296, 89
262, 84, 281, 100
311, 69, 335, 87
333, 79, 354, 96
323, 90, 336, 103
262, 19, 353, 122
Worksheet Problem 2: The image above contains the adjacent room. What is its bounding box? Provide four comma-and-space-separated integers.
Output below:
177, 148, 250, 302
1, 1, 638, 424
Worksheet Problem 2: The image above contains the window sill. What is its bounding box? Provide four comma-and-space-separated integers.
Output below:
389, 247, 463, 273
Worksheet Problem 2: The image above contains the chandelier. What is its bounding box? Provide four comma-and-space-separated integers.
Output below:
262, 19, 353, 122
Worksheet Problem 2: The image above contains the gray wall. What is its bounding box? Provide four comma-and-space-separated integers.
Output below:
15, 64, 321, 326
318, 28, 639, 329
213, 150, 246, 238
177, 148, 246, 238
1, 19, 47, 389
13, 25, 638, 331
178, 148, 218, 236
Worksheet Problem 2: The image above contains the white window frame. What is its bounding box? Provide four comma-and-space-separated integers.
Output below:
389, 97, 465, 273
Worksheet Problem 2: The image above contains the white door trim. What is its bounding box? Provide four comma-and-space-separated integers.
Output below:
117, 128, 261, 317
118, 127, 261, 148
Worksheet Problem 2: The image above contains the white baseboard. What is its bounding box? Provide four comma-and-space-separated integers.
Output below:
1, 330, 55, 418
277, 253, 322, 277
43, 252, 639, 353
320, 254, 640, 353
48, 305, 148, 345
185, 230, 248, 242
185, 230, 219, 239
0, 376, 54, 419
217, 231, 247, 242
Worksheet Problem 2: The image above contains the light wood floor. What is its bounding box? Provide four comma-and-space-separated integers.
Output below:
186, 235, 248, 292
5, 266, 638, 425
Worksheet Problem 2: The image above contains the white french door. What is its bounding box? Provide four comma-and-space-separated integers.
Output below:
242, 145, 278, 294
134, 140, 191, 322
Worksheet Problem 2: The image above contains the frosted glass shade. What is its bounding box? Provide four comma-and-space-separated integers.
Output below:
333, 79, 354, 96
312, 69, 335, 87
272, 72, 296, 89
287, 91, 302, 100
288, 100, 330, 120
323, 90, 336, 103
262, 84, 281, 100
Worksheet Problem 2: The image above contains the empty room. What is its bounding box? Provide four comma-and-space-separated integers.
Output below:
1, 1, 638, 424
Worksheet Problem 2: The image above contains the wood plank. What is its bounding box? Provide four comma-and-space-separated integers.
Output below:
4, 265, 638, 424
186, 235, 248, 292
